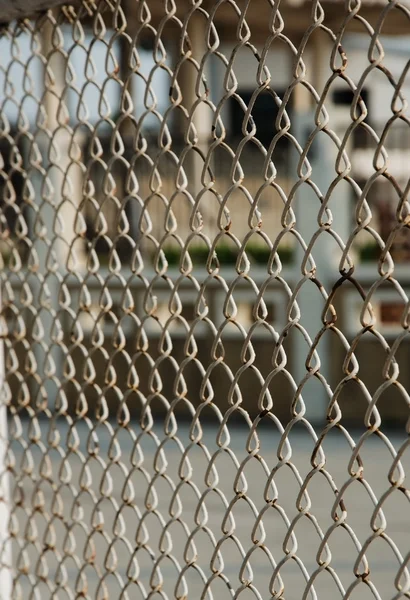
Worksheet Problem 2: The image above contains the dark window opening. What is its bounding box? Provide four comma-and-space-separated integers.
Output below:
332, 87, 369, 108
229, 89, 293, 152
332, 87, 372, 149
83, 133, 141, 261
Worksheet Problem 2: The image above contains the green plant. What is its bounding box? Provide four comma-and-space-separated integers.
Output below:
246, 245, 270, 264
277, 246, 293, 265
162, 245, 181, 266
247, 244, 293, 265
159, 242, 295, 268
188, 245, 210, 265
213, 244, 237, 265
359, 242, 380, 262
161, 243, 236, 267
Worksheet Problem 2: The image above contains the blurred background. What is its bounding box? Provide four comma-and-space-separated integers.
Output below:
1, 0, 410, 428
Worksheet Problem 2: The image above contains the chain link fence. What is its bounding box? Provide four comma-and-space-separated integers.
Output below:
0, 0, 410, 598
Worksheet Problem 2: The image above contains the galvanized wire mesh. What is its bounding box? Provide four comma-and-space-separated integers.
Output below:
1, 0, 410, 598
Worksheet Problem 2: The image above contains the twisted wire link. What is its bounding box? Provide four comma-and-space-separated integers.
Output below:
0, 0, 409, 598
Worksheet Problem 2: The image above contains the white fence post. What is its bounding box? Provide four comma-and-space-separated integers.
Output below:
177, 11, 214, 235
30, 16, 85, 408
292, 31, 352, 424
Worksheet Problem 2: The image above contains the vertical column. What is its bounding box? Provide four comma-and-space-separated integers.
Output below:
41, 18, 85, 271
292, 30, 351, 424
118, 33, 140, 245
177, 11, 213, 236
31, 16, 84, 407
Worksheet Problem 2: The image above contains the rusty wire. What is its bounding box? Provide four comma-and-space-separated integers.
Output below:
0, 0, 410, 598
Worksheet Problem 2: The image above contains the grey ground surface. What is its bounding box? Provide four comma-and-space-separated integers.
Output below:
8, 418, 410, 599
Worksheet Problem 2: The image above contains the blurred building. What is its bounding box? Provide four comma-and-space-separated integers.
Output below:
1, 6, 410, 265
1, 1, 410, 425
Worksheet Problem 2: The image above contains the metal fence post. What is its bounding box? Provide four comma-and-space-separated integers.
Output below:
0, 286, 12, 599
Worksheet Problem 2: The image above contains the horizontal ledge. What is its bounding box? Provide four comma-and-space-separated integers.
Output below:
0, 0, 67, 24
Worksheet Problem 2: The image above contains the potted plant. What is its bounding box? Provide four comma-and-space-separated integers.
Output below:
359, 242, 380, 262
158, 242, 295, 268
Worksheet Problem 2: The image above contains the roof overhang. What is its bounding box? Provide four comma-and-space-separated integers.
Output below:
0, 0, 67, 23
0, 0, 408, 37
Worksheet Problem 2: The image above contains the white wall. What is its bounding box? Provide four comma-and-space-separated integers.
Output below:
0, 31, 41, 126
335, 35, 410, 124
